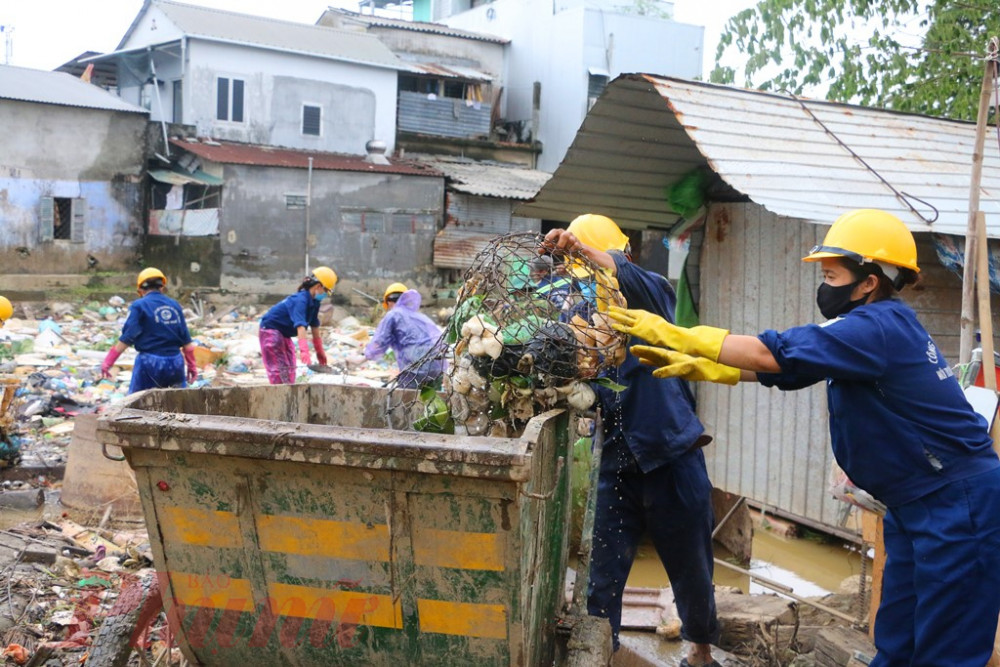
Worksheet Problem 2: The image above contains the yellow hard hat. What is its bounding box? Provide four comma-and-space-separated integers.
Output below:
0, 296, 12, 324
803, 209, 920, 273
136, 267, 167, 289
567, 214, 630, 253
312, 266, 338, 290
383, 282, 408, 309
564, 214, 630, 279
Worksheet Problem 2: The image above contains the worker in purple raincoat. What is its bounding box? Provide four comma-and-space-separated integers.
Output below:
364, 287, 445, 388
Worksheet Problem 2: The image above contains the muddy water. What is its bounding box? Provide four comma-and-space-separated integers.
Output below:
0, 502, 49, 530
626, 529, 863, 597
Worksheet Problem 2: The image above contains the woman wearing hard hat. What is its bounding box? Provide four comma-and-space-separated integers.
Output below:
362, 283, 445, 388
259, 266, 337, 385
101, 268, 198, 393
607, 209, 1000, 666
0, 296, 12, 328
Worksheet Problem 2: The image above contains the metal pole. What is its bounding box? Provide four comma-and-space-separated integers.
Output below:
712, 558, 859, 625
959, 46, 996, 363
305, 157, 313, 275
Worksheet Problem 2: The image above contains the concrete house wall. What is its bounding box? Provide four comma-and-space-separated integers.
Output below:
117, 5, 399, 154
443, 1, 702, 171
0, 99, 147, 274
144, 160, 445, 299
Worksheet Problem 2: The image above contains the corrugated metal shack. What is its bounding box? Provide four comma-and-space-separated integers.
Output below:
518, 74, 1000, 533
418, 155, 551, 275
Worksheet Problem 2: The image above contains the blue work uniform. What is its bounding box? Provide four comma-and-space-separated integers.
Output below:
259, 290, 321, 338
119, 291, 192, 394
535, 275, 572, 308
757, 298, 1000, 665
587, 251, 719, 649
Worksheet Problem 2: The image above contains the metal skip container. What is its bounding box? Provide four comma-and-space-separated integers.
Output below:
96, 384, 571, 666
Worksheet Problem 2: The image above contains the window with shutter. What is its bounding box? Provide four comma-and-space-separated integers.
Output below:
70, 198, 86, 243
39, 197, 54, 242
302, 105, 321, 136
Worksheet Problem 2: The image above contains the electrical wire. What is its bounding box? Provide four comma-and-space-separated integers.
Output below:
785, 91, 939, 225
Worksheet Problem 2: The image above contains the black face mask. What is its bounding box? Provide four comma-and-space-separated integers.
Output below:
816, 280, 867, 319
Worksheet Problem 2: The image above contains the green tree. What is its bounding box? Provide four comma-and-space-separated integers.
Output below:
709, 0, 998, 120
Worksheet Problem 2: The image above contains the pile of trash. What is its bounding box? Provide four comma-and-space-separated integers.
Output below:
394, 233, 628, 438
0, 518, 163, 665
0, 295, 420, 477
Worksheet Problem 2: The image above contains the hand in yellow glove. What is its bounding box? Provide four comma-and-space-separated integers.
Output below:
607, 306, 729, 363
631, 345, 741, 385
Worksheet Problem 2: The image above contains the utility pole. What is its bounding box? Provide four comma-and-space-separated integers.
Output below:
959, 39, 999, 364
304, 157, 313, 275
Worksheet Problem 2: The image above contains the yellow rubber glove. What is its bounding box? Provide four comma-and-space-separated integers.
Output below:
631, 345, 741, 385
607, 306, 730, 363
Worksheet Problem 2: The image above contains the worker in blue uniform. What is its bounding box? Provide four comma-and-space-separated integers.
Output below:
609, 209, 1000, 666
530, 255, 573, 309
258, 266, 337, 385
101, 268, 198, 394
544, 214, 720, 667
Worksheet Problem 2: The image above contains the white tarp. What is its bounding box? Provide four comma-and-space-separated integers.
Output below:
149, 209, 219, 236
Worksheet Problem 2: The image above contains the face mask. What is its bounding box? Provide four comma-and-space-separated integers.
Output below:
816, 280, 866, 319
315, 292, 327, 302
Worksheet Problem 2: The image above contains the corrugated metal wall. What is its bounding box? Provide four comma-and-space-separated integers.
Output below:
698, 203, 838, 526
397, 91, 492, 139
697, 202, 995, 530
434, 193, 540, 269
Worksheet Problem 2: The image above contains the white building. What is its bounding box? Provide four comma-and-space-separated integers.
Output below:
436, 0, 703, 171
94, 0, 404, 155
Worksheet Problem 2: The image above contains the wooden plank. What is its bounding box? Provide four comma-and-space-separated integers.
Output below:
862, 512, 886, 640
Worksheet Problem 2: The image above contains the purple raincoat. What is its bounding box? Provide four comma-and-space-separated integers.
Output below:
364, 290, 445, 387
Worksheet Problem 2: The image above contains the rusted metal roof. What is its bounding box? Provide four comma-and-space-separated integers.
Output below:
169, 139, 441, 177
116, 0, 402, 71
0, 64, 146, 114
411, 155, 551, 200
319, 8, 509, 44
404, 60, 494, 82
433, 227, 502, 270
518, 74, 1000, 238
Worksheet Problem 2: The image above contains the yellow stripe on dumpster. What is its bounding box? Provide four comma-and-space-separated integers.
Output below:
269, 582, 403, 628
417, 599, 507, 639
257, 515, 390, 561
413, 529, 505, 571
160, 507, 241, 548
169, 572, 256, 612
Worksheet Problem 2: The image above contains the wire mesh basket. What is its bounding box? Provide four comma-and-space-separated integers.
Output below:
387, 232, 628, 437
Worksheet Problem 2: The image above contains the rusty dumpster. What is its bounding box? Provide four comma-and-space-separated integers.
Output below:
96, 384, 572, 666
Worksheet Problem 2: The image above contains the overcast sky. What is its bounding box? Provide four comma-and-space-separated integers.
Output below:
1, 0, 757, 76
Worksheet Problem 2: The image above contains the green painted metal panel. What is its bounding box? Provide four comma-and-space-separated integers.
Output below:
97, 384, 571, 666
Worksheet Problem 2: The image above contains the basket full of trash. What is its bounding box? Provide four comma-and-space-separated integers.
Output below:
390, 232, 628, 437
